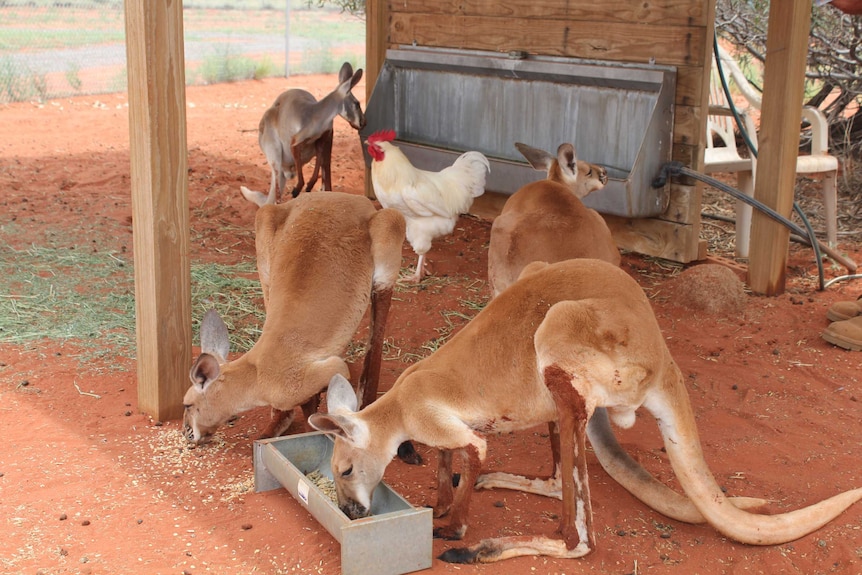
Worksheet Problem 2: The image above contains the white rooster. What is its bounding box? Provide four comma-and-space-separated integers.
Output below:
366, 129, 490, 282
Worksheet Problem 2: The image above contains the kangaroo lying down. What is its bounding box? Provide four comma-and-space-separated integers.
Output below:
488, 142, 619, 297
310, 258, 862, 563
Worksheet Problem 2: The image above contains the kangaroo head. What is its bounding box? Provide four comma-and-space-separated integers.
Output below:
576, 160, 608, 198
515, 141, 608, 199
182, 309, 240, 445
309, 375, 393, 519
336, 62, 366, 131
183, 353, 230, 444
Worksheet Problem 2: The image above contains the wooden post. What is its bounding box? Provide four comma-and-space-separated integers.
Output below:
124, 0, 192, 421
747, 1, 813, 295
364, 0, 387, 199
365, 0, 387, 107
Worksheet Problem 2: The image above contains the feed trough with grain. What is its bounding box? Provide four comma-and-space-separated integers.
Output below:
254, 432, 432, 575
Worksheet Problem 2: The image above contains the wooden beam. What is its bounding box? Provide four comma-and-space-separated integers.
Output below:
388, 14, 704, 67
388, 0, 708, 26
605, 214, 702, 264
124, 0, 191, 421
747, 1, 813, 295
366, 0, 387, 100
364, 0, 387, 199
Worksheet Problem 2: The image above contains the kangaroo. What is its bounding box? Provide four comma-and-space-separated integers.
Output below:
487, 142, 620, 297
182, 192, 404, 446
240, 62, 365, 207
309, 258, 862, 563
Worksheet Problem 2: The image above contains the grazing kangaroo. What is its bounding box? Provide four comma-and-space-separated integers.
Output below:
488, 142, 619, 297
309, 259, 862, 563
182, 192, 404, 446
241, 62, 365, 206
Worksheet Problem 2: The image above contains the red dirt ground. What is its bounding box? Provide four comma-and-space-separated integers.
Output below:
1, 74, 861, 575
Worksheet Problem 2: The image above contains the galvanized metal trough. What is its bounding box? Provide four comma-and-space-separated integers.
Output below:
254, 432, 433, 575
361, 47, 677, 218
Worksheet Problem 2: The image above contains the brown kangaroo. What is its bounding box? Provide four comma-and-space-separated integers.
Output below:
488, 142, 619, 297
182, 192, 404, 445
241, 62, 365, 206
310, 259, 862, 563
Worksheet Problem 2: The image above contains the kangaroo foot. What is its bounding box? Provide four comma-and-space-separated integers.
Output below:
397, 440, 423, 465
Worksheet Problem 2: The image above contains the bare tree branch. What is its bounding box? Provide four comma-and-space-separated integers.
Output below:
717, 0, 862, 156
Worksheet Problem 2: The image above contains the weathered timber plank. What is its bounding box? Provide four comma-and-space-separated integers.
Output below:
605, 215, 700, 263
673, 105, 701, 149
389, 14, 704, 67
674, 65, 704, 108
661, 184, 701, 225
388, 0, 707, 26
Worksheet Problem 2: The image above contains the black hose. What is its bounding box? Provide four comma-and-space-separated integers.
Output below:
654, 163, 804, 236
653, 162, 826, 289
713, 35, 759, 159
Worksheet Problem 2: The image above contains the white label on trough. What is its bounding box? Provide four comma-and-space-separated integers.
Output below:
298, 479, 310, 505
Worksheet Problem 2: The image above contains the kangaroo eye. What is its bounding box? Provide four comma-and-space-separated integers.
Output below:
341, 466, 353, 478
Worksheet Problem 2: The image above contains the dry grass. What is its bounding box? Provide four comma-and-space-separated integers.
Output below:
698, 171, 862, 261
0, 242, 266, 364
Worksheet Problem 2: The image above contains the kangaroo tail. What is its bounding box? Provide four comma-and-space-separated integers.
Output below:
644, 385, 862, 545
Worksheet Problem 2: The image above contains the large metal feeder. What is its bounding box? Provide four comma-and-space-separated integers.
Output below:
361, 46, 677, 218
254, 432, 432, 575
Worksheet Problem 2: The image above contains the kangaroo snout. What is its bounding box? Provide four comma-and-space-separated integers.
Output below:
350, 110, 367, 131
340, 499, 370, 520
183, 422, 209, 446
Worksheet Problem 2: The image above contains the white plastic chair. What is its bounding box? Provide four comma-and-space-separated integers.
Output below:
704, 44, 838, 257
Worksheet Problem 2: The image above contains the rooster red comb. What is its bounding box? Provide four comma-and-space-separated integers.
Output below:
367, 129, 396, 144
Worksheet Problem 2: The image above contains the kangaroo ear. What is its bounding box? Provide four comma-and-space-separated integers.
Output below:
349, 68, 363, 90
189, 352, 221, 392
308, 411, 368, 447
338, 61, 354, 83
556, 143, 578, 178
515, 142, 554, 172
337, 69, 363, 96
309, 374, 366, 444
326, 374, 359, 413
199, 309, 230, 362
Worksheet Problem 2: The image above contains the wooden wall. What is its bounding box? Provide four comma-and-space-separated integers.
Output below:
366, 0, 717, 263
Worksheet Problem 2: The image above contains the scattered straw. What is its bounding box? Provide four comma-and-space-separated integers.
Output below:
190, 259, 264, 352
0, 241, 266, 362
0, 244, 136, 362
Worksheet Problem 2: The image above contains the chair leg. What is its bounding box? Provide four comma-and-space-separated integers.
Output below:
822, 170, 838, 248
734, 170, 754, 258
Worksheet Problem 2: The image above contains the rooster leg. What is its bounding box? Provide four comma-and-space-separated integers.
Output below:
410, 253, 428, 283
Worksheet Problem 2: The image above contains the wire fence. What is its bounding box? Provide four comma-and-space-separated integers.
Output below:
0, 0, 366, 103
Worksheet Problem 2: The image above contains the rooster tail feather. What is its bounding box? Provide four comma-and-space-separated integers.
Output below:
451, 151, 490, 198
